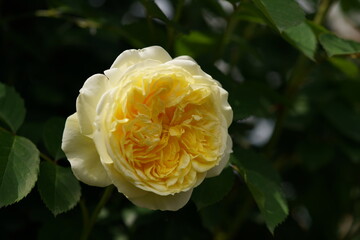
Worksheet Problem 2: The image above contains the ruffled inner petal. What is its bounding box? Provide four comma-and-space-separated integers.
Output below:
96, 64, 231, 196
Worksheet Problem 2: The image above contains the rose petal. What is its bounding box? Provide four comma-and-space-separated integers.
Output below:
219, 87, 233, 127
166, 58, 207, 78
128, 189, 193, 211
111, 46, 172, 70
206, 135, 233, 178
76, 74, 109, 136
62, 113, 112, 187
93, 127, 149, 198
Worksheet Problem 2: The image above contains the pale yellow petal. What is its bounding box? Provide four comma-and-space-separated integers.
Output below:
128, 189, 193, 211
76, 74, 109, 136
111, 46, 172, 70
62, 113, 112, 187
166, 58, 204, 77
219, 87, 233, 127
206, 135, 233, 178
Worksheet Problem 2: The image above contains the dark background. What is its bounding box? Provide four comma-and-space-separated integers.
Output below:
1, 0, 360, 239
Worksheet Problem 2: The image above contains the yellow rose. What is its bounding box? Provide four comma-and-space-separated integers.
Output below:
62, 46, 233, 210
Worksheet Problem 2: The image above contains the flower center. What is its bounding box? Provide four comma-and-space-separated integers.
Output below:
108, 69, 223, 194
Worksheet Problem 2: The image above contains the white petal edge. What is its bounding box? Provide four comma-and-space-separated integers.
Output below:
76, 74, 109, 136
206, 135, 233, 178
111, 46, 172, 70
166, 58, 211, 79
62, 113, 112, 187
128, 189, 193, 211
219, 87, 233, 127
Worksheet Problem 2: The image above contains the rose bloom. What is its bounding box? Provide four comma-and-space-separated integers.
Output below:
62, 46, 233, 211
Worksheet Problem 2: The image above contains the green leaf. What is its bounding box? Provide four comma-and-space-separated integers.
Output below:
191, 167, 235, 210
37, 162, 81, 216
0, 128, 40, 207
283, 22, 317, 60
329, 57, 360, 79
319, 33, 360, 57
253, 0, 305, 32
0, 83, 26, 133
234, 2, 267, 25
43, 117, 66, 160
322, 100, 360, 142
231, 149, 288, 234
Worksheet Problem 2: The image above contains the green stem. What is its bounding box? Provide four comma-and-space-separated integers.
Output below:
266, 0, 332, 157
313, 0, 331, 25
40, 152, 55, 164
80, 185, 114, 240
0, 126, 12, 134
79, 199, 90, 232
0, 125, 57, 164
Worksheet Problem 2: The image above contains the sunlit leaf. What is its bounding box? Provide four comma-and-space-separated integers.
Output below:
319, 33, 360, 57
253, 0, 305, 32
0, 83, 26, 133
329, 57, 360, 79
192, 167, 235, 210
37, 162, 81, 216
283, 22, 317, 60
235, 2, 267, 25
0, 128, 40, 207
231, 149, 288, 234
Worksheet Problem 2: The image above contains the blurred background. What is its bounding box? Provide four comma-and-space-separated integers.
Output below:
1, 0, 360, 239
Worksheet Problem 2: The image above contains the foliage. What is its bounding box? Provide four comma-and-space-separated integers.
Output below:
1, 0, 360, 239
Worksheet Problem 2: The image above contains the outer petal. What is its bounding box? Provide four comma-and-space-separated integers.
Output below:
62, 113, 112, 187
128, 189, 193, 211
166, 57, 211, 79
76, 74, 109, 136
206, 135, 233, 178
219, 87, 233, 127
103, 161, 152, 198
111, 46, 172, 70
